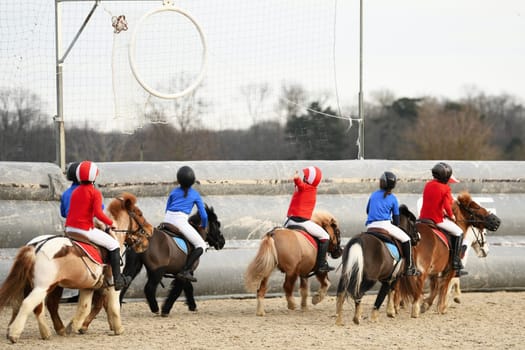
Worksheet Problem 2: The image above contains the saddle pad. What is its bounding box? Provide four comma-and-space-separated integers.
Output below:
297, 230, 318, 250
432, 228, 450, 249
173, 237, 188, 254
73, 241, 103, 264
385, 242, 400, 261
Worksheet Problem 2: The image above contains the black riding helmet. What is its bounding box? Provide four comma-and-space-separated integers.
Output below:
380, 171, 397, 191
432, 162, 453, 184
66, 162, 80, 184
177, 166, 196, 188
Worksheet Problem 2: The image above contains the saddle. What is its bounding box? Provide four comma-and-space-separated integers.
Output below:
157, 222, 194, 254
284, 225, 319, 250
365, 228, 403, 258
415, 219, 451, 249
64, 231, 108, 265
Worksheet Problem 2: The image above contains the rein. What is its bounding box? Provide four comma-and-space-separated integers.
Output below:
112, 205, 151, 252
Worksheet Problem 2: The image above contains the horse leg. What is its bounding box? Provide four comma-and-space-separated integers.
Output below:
299, 277, 309, 310
66, 289, 94, 335
33, 301, 52, 340
119, 249, 143, 305
449, 277, 461, 303
104, 289, 123, 335
386, 288, 396, 318
335, 290, 346, 326
46, 286, 66, 336
183, 281, 197, 311
422, 276, 439, 313
312, 273, 331, 306
144, 270, 163, 314
353, 299, 363, 325
8, 287, 48, 343
255, 276, 269, 316
161, 278, 184, 316
80, 289, 108, 334
371, 282, 391, 322
283, 274, 298, 311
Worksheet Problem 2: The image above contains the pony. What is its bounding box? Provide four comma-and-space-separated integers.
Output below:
395, 191, 500, 318
334, 204, 419, 326
77, 203, 225, 329
244, 210, 343, 316
449, 225, 489, 303
0, 192, 153, 343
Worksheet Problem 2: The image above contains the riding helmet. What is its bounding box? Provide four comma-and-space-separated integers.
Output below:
431, 162, 453, 184
302, 166, 322, 187
66, 162, 80, 184
76, 161, 99, 183
177, 166, 196, 188
379, 171, 397, 191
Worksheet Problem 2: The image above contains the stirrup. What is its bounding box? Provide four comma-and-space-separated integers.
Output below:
405, 267, 421, 277
176, 270, 197, 282
317, 262, 335, 273
114, 275, 132, 291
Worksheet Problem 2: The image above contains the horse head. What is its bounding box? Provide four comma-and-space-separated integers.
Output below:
312, 210, 343, 259
399, 204, 420, 245
108, 192, 154, 253
189, 204, 225, 250
453, 191, 499, 258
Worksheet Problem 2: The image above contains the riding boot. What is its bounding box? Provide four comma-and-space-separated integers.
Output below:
176, 247, 203, 282
316, 240, 334, 273
455, 244, 469, 277
450, 235, 464, 272
109, 248, 132, 291
401, 241, 421, 276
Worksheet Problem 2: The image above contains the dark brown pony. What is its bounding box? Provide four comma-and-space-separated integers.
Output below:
335, 204, 418, 326
76, 204, 224, 331
395, 191, 500, 317
244, 210, 343, 316
0, 192, 153, 343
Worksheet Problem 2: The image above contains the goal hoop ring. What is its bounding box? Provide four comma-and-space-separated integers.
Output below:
128, 5, 208, 99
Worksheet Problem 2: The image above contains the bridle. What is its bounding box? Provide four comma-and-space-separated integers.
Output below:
456, 200, 500, 247
112, 202, 152, 252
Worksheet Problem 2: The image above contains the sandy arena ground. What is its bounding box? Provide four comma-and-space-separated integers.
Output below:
0, 291, 523, 349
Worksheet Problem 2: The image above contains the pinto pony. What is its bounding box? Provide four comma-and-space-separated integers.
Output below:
0, 192, 153, 343
244, 210, 343, 316
335, 204, 419, 325
395, 191, 500, 318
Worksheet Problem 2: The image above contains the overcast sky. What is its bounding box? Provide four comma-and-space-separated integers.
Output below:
336, 0, 525, 104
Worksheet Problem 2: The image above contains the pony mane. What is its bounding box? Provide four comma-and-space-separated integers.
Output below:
312, 209, 337, 227
107, 192, 137, 218
456, 191, 472, 205
399, 204, 416, 221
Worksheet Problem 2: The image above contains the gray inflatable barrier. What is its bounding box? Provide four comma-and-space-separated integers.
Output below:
0, 160, 524, 297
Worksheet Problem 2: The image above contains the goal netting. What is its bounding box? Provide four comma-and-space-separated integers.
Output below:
0, 1, 345, 134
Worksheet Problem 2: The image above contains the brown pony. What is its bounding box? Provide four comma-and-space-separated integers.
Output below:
244, 210, 343, 316
335, 204, 419, 326
0, 192, 153, 343
395, 191, 500, 318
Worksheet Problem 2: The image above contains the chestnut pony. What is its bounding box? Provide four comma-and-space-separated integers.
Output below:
0, 192, 153, 343
394, 191, 500, 318
244, 210, 343, 316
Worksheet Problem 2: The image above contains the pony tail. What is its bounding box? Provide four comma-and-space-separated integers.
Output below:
0, 246, 36, 313
183, 187, 189, 198
383, 190, 392, 198
244, 233, 278, 293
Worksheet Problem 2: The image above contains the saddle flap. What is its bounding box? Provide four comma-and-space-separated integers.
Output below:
65, 232, 105, 264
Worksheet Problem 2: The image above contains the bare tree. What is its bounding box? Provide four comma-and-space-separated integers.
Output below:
240, 83, 271, 126
275, 83, 308, 125
402, 99, 500, 160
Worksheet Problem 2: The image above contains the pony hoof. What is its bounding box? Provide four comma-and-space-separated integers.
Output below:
161, 313, 169, 318
352, 317, 360, 325
312, 294, 322, 305
453, 297, 461, 304
256, 311, 265, 317
8, 335, 18, 344
78, 327, 88, 334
